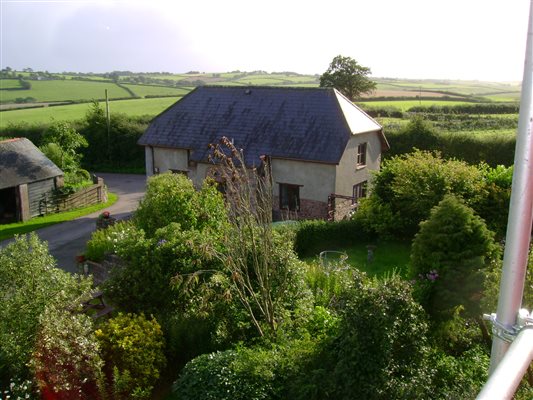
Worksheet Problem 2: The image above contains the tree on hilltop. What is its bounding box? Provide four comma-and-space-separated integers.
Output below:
319, 55, 376, 100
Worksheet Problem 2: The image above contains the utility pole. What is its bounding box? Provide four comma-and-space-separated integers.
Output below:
105, 89, 111, 162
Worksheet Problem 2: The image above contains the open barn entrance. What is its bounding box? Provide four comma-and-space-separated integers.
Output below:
0, 187, 18, 224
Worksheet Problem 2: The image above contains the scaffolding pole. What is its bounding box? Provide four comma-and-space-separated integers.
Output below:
487, 0, 533, 377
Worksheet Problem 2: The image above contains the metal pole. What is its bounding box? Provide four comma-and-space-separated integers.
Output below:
488, 0, 533, 374
478, 327, 533, 400
105, 89, 111, 162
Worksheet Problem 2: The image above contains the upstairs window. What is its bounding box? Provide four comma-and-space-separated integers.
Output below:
279, 183, 300, 211
356, 143, 367, 168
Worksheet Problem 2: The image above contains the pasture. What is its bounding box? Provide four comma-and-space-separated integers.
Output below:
0, 80, 130, 103
0, 97, 180, 127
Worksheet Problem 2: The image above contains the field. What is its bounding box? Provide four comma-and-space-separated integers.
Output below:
0, 70, 521, 128
0, 80, 130, 103
0, 97, 180, 127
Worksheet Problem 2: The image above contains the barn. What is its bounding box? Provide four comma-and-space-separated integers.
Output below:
0, 138, 64, 223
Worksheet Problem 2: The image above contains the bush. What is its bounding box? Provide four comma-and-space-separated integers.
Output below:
410, 195, 500, 320
95, 313, 166, 400
0, 234, 93, 382
365, 150, 486, 237
85, 221, 141, 262
134, 173, 228, 237
31, 304, 104, 400
172, 348, 278, 400
285, 274, 433, 400
293, 219, 375, 257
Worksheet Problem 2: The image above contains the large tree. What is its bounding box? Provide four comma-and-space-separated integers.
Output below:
319, 55, 377, 100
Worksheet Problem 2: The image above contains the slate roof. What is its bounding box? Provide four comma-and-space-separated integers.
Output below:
138, 86, 386, 165
0, 138, 63, 190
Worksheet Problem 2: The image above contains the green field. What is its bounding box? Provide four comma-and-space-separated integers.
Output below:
0, 79, 22, 89
0, 97, 180, 127
121, 84, 191, 97
358, 99, 475, 111
0, 80, 130, 103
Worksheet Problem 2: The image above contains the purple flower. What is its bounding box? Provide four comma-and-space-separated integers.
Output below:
157, 239, 168, 246
426, 270, 439, 281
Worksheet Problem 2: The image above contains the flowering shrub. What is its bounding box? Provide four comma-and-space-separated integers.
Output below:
85, 221, 142, 262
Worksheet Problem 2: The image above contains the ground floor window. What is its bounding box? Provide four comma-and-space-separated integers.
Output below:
352, 181, 367, 203
279, 183, 300, 211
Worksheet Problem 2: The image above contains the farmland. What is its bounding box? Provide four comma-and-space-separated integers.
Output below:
0, 69, 521, 129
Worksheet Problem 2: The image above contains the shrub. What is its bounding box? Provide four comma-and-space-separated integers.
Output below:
293, 219, 374, 257
410, 195, 500, 320
286, 274, 433, 400
366, 150, 486, 237
31, 304, 104, 400
95, 313, 166, 400
85, 221, 141, 262
134, 173, 228, 237
0, 234, 93, 382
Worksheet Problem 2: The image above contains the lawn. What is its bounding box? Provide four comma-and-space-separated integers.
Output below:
303, 240, 412, 278
0, 97, 181, 127
0, 80, 131, 103
0, 79, 22, 89
0, 192, 118, 241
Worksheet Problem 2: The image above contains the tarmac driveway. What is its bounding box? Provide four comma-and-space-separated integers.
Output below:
0, 173, 146, 273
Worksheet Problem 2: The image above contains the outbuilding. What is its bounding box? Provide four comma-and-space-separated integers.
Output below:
0, 138, 64, 223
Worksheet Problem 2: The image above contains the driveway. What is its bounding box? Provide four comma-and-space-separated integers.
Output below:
0, 173, 146, 273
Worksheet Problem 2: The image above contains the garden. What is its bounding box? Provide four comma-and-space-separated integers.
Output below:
1, 141, 532, 399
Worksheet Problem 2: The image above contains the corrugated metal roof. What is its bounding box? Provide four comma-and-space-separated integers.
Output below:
138, 86, 385, 165
0, 138, 63, 189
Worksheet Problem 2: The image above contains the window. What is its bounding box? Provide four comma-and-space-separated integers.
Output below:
353, 181, 367, 203
279, 183, 300, 211
356, 143, 367, 168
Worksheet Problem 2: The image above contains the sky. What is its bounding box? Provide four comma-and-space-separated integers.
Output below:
0, 0, 531, 82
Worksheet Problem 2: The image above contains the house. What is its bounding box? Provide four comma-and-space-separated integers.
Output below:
0, 138, 64, 223
138, 86, 388, 220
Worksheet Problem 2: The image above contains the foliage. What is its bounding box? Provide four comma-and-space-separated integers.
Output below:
134, 173, 228, 237
171, 348, 278, 400
363, 149, 486, 237
319, 55, 377, 100
407, 102, 519, 114
197, 137, 312, 338
284, 274, 433, 400
31, 303, 104, 399
0, 234, 93, 381
95, 313, 166, 400
410, 195, 500, 320
79, 101, 146, 170
292, 218, 375, 257
429, 346, 490, 399
85, 220, 140, 262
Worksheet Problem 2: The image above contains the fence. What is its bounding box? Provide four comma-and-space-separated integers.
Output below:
38, 178, 107, 216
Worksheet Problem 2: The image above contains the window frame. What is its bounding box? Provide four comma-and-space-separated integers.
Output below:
279, 183, 301, 212
352, 181, 367, 203
356, 142, 367, 168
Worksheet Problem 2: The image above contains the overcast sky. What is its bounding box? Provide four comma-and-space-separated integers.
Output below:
0, 0, 530, 81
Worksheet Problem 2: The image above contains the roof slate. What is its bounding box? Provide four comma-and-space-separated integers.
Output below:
138, 86, 383, 165
0, 138, 63, 190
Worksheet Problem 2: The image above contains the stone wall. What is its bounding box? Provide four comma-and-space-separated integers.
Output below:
272, 195, 328, 221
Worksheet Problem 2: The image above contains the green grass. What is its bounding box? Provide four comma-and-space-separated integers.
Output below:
358, 99, 476, 111
0, 79, 22, 89
121, 84, 191, 98
0, 192, 118, 241
0, 80, 131, 103
0, 97, 181, 127
303, 240, 412, 278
